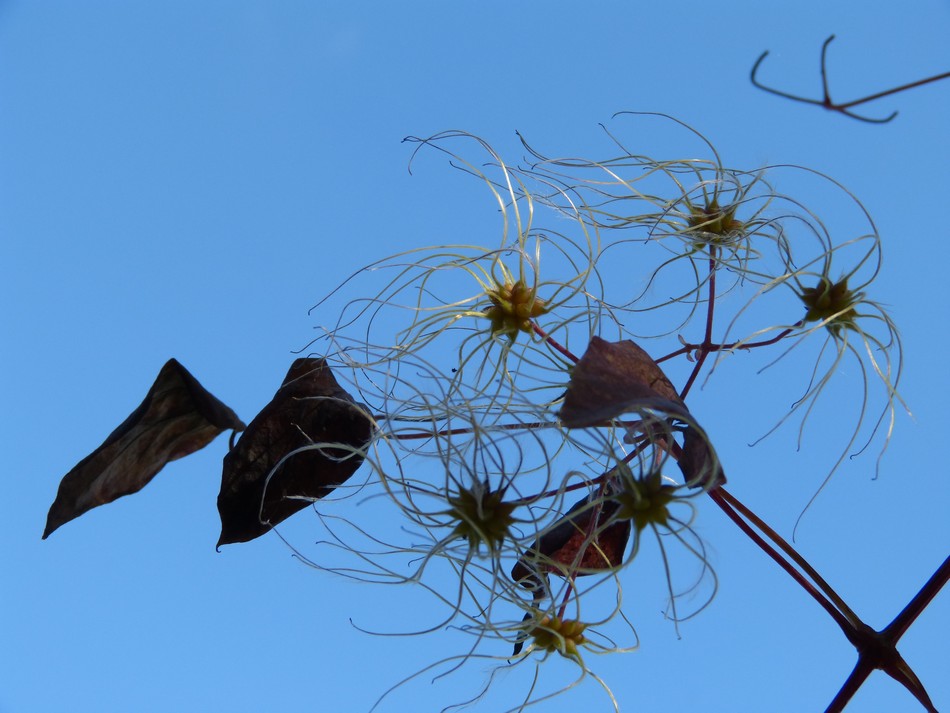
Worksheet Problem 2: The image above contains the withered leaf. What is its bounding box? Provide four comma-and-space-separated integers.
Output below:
559, 337, 688, 428
510, 490, 631, 657
43, 359, 245, 539
679, 424, 726, 488
559, 337, 725, 487
511, 491, 631, 589
216, 358, 373, 547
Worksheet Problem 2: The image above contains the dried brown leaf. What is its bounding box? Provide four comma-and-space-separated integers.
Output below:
510, 489, 631, 656
511, 491, 631, 589
679, 425, 726, 488
559, 337, 687, 428
559, 337, 725, 487
216, 358, 373, 547
43, 359, 245, 539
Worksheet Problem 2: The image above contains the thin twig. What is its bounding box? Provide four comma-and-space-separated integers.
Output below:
884, 554, 950, 642
751, 34, 950, 123
711, 487, 946, 713
532, 321, 580, 363
679, 248, 718, 399
707, 487, 853, 632
714, 486, 860, 624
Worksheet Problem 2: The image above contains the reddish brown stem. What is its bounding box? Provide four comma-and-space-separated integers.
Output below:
834, 71, 950, 110
656, 324, 800, 364
712, 486, 946, 712
751, 34, 950, 123
383, 420, 554, 440
509, 441, 649, 507
678, 250, 718, 400
556, 579, 578, 620
884, 554, 950, 642
825, 659, 875, 713
557, 484, 610, 620
707, 487, 854, 633
509, 478, 596, 508
380, 416, 649, 444
827, 624, 938, 713
532, 321, 580, 363
714, 486, 859, 624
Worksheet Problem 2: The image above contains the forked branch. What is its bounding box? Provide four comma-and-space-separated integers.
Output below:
751, 34, 950, 123
710, 486, 947, 712
825, 556, 949, 713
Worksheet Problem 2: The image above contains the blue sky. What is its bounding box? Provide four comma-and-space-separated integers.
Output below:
2, 2, 949, 712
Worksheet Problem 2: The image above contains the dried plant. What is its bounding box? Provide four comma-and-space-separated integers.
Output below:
46, 114, 944, 712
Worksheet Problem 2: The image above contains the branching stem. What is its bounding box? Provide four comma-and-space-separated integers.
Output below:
707, 487, 853, 632
656, 324, 801, 364
751, 34, 950, 123
532, 321, 580, 364
678, 249, 719, 400
710, 488, 948, 713
713, 486, 859, 624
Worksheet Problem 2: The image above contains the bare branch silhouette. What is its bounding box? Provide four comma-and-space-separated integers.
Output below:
751, 35, 950, 123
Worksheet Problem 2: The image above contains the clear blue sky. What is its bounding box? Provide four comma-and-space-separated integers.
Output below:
2, 2, 949, 712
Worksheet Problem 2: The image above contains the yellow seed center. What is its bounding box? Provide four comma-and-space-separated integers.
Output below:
530, 616, 588, 659
483, 279, 548, 339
